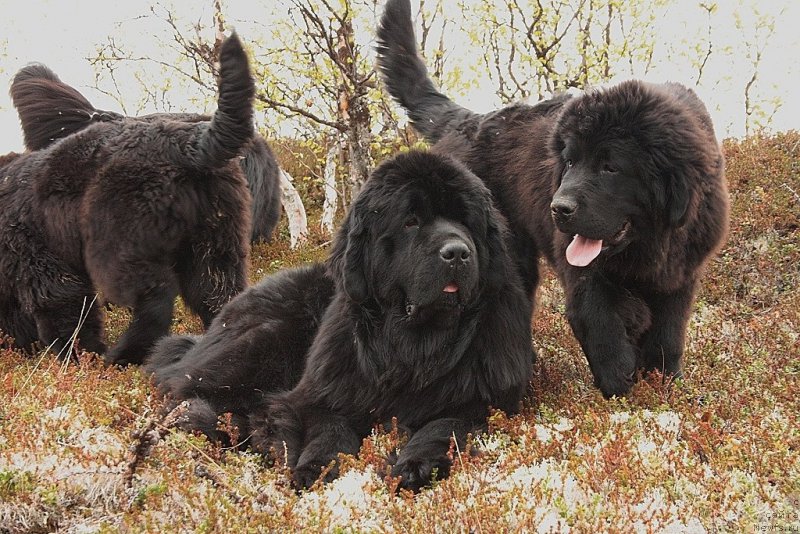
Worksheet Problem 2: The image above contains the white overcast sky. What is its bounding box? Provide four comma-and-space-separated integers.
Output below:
1, 0, 798, 151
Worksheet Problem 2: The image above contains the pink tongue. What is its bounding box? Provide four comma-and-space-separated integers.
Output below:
443, 282, 459, 293
566, 235, 603, 267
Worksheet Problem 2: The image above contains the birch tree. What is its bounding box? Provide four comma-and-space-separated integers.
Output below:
735, 5, 783, 136
257, 0, 378, 206
461, 0, 666, 102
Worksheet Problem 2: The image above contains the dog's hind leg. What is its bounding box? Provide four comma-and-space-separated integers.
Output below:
0, 295, 39, 351
178, 242, 249, 329
32, 281, 106, 358
104, 283, 178, 366
144, 334, 199, 374
12, 240, 106, 356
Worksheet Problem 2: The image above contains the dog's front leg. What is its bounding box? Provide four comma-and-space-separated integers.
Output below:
389, 417, 474, 492
250, 394, 362, 491
640, 284, 696, 381
292, 411, 362, 490
105, 285, 177, 366
564, 271, 651, 398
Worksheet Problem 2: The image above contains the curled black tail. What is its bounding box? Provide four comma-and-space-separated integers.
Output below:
9, 64, 123, 150
376, 0, 474, 142
193, 32, 255, 168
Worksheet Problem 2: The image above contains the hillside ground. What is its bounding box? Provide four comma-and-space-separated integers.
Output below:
0, 133, 798, 533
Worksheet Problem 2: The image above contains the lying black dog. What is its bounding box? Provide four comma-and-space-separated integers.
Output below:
0, 34, 254, 363
377, 0, 730, 397
9, 62, 281, 243
146, 263, 335, 441
146, 150, 535, 492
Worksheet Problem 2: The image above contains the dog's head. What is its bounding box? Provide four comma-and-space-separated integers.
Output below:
548, 80, 722, 267
328, 150, 510, 326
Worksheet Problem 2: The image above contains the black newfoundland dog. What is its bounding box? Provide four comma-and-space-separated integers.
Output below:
146, 263, 335, 442
146, 150, 535, 492
9, 62, 281, 244
377, 0, 729, 398
0, 34, 254, 364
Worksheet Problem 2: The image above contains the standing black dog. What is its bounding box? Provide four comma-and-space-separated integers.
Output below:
146, 150, 535, 492
0, 33, 254, 364
377, 0, 729, 398
9, 63, 281, 243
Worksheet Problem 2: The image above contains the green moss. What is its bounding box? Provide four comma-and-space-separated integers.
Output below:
0, 470, 37, 498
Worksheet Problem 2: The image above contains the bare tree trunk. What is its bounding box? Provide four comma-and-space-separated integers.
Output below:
278, 168, 308, 249
345, 96, 371, 204
333, 14, 372, 205
321, 138, 340, 236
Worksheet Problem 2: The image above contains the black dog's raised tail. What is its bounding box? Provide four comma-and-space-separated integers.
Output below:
194, 32, 255, 168
10, 64, 123, 150
376, 0, 474, 143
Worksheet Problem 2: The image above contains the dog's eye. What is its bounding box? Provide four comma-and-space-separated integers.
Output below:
404, 215, 419, 229
565, 159, 573, 169
603, 164, 618, 173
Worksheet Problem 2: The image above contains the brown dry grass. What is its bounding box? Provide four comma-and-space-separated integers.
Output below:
1, 133, 798, 533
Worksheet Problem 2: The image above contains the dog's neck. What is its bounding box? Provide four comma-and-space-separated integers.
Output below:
352, 300, 480, 392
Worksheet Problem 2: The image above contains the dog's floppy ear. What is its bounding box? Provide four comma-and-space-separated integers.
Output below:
327, 198, 370, 303
342, 216, 370, 303
667, 172, 690, 227
483, 204, 512, 291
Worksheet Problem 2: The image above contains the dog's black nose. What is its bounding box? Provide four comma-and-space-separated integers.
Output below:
440, 240, 471, 264
551, 197, 578, 219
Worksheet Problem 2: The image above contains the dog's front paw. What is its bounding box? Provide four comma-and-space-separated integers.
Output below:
389, 454, 451, 493
103, 345, 145, 366
642, 354, 683, 380
292, 460, 339, 490
594, 363, 636, 398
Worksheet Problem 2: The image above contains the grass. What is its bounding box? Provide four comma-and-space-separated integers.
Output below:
1, 132, 798, 533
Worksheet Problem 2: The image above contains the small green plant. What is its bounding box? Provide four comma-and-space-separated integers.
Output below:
133, 482, 168, 508
0, 470, 37, 498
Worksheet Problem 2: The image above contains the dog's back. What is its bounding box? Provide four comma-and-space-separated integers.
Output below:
0, 33, 257, 363
10, 43, 280, 243
11, 35, 253, 169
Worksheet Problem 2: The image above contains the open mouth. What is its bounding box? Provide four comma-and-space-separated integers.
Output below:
607, 220, 631, 246
443, 282, 459, 293
565, 220, 631, 267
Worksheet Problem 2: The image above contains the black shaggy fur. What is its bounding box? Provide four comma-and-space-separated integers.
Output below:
377, 0, 730, 398
10, 62, 280, 243
0, 33, 255, 364
146, 150, 535, 492
145, 263, 335, 442
252, 151, 534, 491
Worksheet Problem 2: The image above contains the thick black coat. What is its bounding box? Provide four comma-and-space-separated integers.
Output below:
0, 34, 255, 364
248, 150, 534, 492
145, 263, 336, 443
9, 62, 281, 243
377, 0, 729, 397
